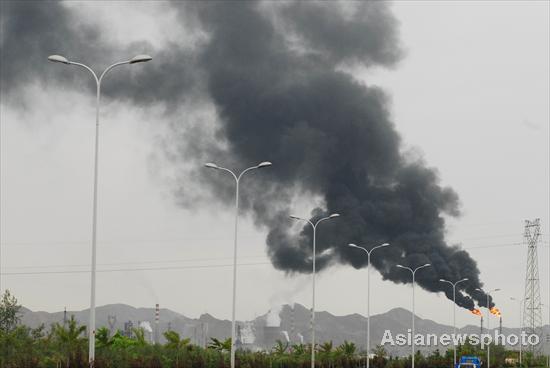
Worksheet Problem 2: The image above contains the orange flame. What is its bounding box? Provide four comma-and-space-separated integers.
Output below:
490, 307, 501, 316
471, 308, 482, 316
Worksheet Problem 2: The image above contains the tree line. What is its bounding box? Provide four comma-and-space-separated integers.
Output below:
1, 290, 547, 368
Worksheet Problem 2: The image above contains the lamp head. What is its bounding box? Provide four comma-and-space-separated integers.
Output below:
380, 243, 390, 247
289, 215, 301, 220
257, 161, 272, 168
129, 54, 153, 64
48, 55, 70, 64
204, 163, 219, 169
348, 243, 358, 248
329, 213, 340, 218
396, 264, 405, 269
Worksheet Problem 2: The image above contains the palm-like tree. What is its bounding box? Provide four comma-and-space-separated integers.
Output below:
272, 339, 289, 355
319, 341, 333, 354
336, 340, 357, 358
208, 337, 231, 352
164, 330, 190, 350
164, 330, 191, 367
52, 315, 87, 367
372, 344, 388, 368
290, 343, 306, 357
131, 327, 147, 346
95, 326, 111, 348
319, 341, 335, 367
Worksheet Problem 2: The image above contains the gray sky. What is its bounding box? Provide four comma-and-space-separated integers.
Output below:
1, 1, 548, 329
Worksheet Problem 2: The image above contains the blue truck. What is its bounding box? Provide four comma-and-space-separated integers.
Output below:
456, 356, 482, 368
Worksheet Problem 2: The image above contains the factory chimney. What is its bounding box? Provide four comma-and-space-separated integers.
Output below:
155, 303, 160, 344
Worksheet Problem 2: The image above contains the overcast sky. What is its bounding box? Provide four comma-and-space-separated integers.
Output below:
1, 1, 548, 329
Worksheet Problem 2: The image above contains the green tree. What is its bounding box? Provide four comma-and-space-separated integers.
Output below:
164, 330, 191, 367
272, 339, 289, 355
95, 326, 112, 348
290, 343, 306, 357
0, 290, 21, 333
336, 340, 357, 358
372, 344, 388, 368
131, 327, 148, 346
52, 315, 87, 367
208, 337, 231, 352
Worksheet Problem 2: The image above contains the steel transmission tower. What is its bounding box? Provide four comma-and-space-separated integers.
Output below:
522, 218, 543, 355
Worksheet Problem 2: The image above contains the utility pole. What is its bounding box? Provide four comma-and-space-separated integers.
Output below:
523, 219, 543, 355
480, 315, 483, 336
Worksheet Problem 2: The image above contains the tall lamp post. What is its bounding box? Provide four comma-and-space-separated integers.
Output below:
204, 161, 272, 368
511, 296, 529, 366
290, 213, 340, 368
396, 263, 431, 368
476, 287, 500, 368
48, 54, 152, 367
348, 242, 390, 368
440, 278, 469, 367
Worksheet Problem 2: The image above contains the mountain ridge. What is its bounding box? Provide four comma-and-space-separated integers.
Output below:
19, 303, 550, 356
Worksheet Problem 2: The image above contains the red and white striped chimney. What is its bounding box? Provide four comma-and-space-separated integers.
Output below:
155, 303, 160, 344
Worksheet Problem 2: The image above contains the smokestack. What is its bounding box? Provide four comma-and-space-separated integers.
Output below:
155, 303, 160, 344
499, 316, 502, 335
290, 305, 295, 343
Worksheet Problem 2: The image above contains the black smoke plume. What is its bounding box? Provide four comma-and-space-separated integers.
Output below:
0, 1, 495, 309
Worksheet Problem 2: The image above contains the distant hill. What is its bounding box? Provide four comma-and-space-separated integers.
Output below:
20, 303, 550, 356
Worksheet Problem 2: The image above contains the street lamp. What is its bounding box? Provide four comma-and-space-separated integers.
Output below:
396, 263, 431, 368
204, 161, 272, 368
290, 213, 340, 368
440, 278, 469, 367
48, 53, 152, 367
476, 287, 500, 368
348, 242, 390, 368
511, 297, 529, 366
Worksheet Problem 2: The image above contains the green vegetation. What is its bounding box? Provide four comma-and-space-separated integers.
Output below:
1, 291, 548, 368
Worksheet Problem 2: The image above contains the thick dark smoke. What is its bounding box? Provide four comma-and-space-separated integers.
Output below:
0, 1, 197, 109
0, 1, 495, 309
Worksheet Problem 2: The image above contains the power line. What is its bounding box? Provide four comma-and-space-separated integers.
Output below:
0, 234, 266, 247
3, 254, 269, 270
464, 241, 549, 250
2, 233, 546, 248
2, 241, 548, 272
0, 261, 272, 276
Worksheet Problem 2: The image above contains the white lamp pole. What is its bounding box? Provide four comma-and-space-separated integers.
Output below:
290, 213, 340, 368
348, 242, 390, 368
476, 287, 500, 368
511, 296, 529, 366
48, 54, 152, 367
204, 161, 272, 368
396, 263, 431, 368
440, 278, 469, 367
